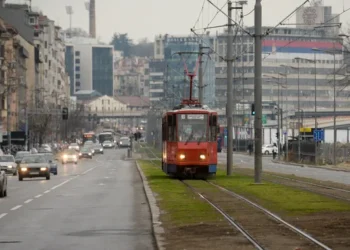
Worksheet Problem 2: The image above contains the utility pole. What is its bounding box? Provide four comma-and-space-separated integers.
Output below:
7, 87, 11, 154
198, 43, 203, 104
254, 0, 263, 183
226, 1, 234, 176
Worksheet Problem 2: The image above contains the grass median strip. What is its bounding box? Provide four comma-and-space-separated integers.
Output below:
211, 170, 350, 215
138, 160, 221, 225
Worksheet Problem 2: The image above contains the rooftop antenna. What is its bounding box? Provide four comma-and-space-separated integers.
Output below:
65, 6, 73, 38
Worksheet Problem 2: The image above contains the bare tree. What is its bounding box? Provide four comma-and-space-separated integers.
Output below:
28, 110, 53, 147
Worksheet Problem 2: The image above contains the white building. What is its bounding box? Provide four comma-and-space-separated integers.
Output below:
85, 95, 128, 113
65, 37, 114, 97
28, 11, 70, 107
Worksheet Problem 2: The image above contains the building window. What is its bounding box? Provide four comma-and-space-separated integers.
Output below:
75, 66, 80, 71
75, 74, 80, 79
76, 81, 81, 87
95, 107, 97, 111
102, 100, 104, 105
108, 100, 110, 105
44, 41, 47, 48
57, 80, 61, 85
29, 17, 35, 24
75, 51, 80, 56
75, 58, 80, 64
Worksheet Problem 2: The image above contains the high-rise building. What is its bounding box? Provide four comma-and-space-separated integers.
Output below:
157, 34, 216, 108
65, 37, 114, 96
213, 25, 346, 126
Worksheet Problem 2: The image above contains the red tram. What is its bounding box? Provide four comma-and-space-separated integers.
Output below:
161, 51, 219, 178
161, 100, 219, 178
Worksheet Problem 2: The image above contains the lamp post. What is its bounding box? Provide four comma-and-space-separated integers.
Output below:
291, 59, 301, 162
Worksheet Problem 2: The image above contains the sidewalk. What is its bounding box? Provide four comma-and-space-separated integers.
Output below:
271, 159, 350, 173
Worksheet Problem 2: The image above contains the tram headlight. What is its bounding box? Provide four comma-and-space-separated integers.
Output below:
179, 154, 185, 160
199, 154, 206, 160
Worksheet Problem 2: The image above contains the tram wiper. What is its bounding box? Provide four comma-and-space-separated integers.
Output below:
197, 133, 205, 145
184, 134, 193, 145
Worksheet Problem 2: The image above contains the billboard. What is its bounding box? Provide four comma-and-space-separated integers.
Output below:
296, 6, 325, 27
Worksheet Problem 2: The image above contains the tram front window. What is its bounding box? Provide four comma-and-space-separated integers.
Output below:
177, 114, 208, 142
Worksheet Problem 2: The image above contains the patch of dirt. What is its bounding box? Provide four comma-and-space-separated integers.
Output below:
162, 222, 256, 250
289, 212, 350, 250
194, 186, 319, 250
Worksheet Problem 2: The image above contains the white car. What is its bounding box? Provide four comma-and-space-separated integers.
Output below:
262, 144, 278, 155
102, 140, 114, 148
68, 143, 80, 151
0, 155, 17, 175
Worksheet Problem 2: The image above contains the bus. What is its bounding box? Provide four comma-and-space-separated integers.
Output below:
83, 132, 96, 144
98, 132, 114, 144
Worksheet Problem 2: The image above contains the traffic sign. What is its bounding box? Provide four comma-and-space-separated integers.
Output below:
262, 115, 267, 125
313, 129, 324, 142
224, 128, 227, 136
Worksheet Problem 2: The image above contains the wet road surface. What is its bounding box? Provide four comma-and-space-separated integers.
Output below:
0, 148, 155, 250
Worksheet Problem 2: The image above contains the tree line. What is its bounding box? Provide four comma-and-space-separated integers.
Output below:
110, 33, 153, 58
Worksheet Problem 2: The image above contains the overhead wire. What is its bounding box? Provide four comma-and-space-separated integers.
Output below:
193, 0, 207, 30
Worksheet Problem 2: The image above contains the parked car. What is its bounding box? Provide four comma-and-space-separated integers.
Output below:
0, 167, 7, 197
18, 154, 51, 181
0, 155, 17, 176
262, 144, 278, 155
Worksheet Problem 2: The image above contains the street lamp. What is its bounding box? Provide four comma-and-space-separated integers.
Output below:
291, 59, 301, 162
312, 46, 337, 165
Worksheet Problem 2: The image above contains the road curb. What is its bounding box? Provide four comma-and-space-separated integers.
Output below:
271, 160, 350, 172
135, 161, 165, 250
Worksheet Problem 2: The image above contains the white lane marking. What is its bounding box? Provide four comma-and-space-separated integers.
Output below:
11, 205, 22, 211
98, 183, 105, 186
51, 179, 73, 190
44, 190, 50, 194
0, 213, 7, 219
35, 194, 42, 198
24, 199, 33, 204
81, 166, 97, 175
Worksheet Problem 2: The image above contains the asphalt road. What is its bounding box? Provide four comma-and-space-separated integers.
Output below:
218, 152, 350, 185
0, 148, 155, 250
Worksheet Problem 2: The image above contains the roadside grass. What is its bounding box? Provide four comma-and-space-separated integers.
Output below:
218, 164, 350, 191
211, 170, 350, 216
138, 160, 221, 225
136, 144, 162, 158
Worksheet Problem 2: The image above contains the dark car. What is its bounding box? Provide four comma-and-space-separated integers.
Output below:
93, 144, 104, 154
40, 153, 58, 175
0, 167, 7, 197
79, 147, 93, 159
18, 155, 51, 181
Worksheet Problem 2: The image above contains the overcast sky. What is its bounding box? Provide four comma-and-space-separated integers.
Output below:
7, 0, 350, 43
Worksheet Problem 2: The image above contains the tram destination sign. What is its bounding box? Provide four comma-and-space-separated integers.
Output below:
181, 114, 205, 120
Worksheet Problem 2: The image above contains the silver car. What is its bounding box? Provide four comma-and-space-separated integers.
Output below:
0, 168, 7, 197
18, 155, 51, 181
0, 155, 17, 176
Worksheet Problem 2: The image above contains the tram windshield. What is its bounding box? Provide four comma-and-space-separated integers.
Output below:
177, 114, 208, 142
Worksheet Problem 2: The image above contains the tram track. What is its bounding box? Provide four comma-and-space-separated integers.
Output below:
138, 145, 332, 249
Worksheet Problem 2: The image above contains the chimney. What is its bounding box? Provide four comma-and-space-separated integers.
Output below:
89, 0, 96, 38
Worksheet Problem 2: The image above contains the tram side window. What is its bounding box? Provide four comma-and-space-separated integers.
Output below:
209, 115, 218, 141
162, 119, 166, 141
167, 114, 176, 141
